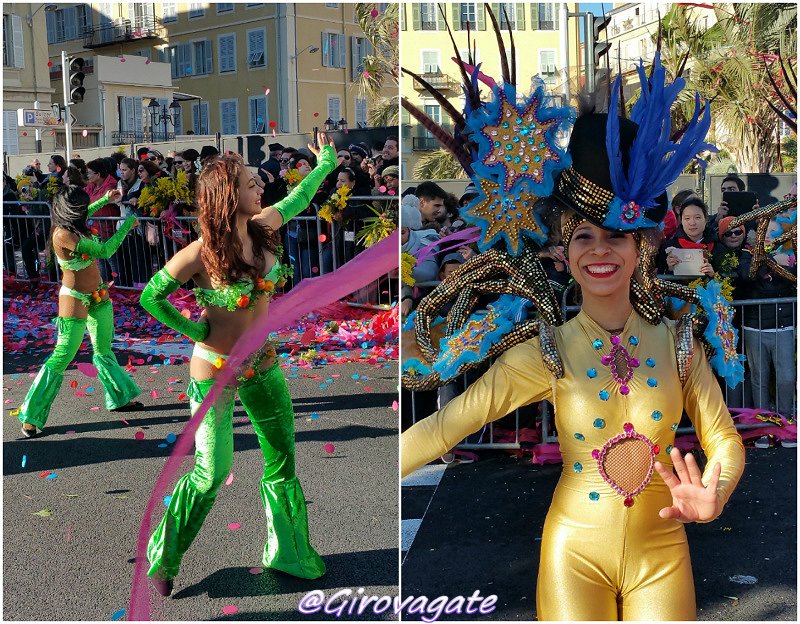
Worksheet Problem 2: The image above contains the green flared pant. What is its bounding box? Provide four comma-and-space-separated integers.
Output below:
18, 298, 141, 429
147, 363, 325, 581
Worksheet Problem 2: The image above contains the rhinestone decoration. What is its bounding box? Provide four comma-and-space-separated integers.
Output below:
464, 178, 548, 255
598, 390, 609, 401
646, 358, 656, 368
573, 462, 583, 473
593, 423, 659, 508
666, 444, 673, 453
647, 377, 658, 387
574, 432, 585, 441
651, 410, 663, 421
587, 368, 597, 378
671, 423, 678, 432
599, 333, 640, 394
593, 339, 604, 350
593, 418, 606, 429
479, 95, 562, 192
629, 335, 639, 346
589, 492, 600, 501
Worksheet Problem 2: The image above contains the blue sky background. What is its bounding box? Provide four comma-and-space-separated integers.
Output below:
577, 2, 614, 42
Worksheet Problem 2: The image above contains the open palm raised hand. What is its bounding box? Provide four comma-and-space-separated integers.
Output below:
654, 447, 722, 523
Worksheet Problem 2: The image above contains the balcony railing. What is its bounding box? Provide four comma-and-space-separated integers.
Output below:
412, 71, 460, 92
83, 16, 161, 49
111, 130, 177, 145
412, 136, 441, 151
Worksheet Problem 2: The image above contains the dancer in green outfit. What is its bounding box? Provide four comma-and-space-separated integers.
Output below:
18, 186, 143, 438
139, 134, 337, 597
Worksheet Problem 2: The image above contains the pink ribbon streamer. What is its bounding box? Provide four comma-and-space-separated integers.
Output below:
160, 205, 190, 248
129, 231, 399, 620
452, 58, 498, 89
413, 226, 480, 264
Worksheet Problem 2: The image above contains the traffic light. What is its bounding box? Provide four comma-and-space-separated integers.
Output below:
68, 57, 86, 103
592, 14, 612, 66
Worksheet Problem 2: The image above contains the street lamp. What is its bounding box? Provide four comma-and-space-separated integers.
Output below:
26, 3, 57, 27
337, 118, 348, 131
324, 118, 335, 132
148, 98, 181, 142
292, 44, 320, 132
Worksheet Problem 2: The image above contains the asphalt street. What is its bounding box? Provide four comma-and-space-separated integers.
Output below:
3, 354, 399, 621
400, 449, 796, 621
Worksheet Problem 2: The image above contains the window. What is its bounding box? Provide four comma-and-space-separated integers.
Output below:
538, 49, 557, 84
249, 95, 267, 133
3, 14, 23, 68
498, 2, 524, 30
451, 3, 484, 31
188, 2, 205, 18
217, 3, 234, 13
327, 96, 341, 124
351, 35, 372, 81
168, 42, 194, 78
355, 97, 368, 128
134, 48, 151, 60
419, 3, 437, 30
322, 32, 346, 68
119, 96, 144, 134
77, 4, 92, 34
218, 34, 236, 73
247, 28, 265, 67
162, 3, 176, 22
326, 2, 339, 6
3, 110, 19, 154
423, 103, 441, 138
47, 5, 92, 41
532, 4, 556, 30
193, 40, 213, 75
220, 99, 239, 134
459, 48, 480, 65
192, 101, 209, 134
173, 103, 183, 134
421, 50, 440, 74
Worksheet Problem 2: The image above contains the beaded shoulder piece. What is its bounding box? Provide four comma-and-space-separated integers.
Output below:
194, 259, 291, 311
537, 320, 564, 379
674, 315, 695, 385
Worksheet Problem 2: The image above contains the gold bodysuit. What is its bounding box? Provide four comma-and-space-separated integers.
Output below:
402, 309, 745, 620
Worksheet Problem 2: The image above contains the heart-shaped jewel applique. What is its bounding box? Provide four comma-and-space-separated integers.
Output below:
591, 423, 659, 507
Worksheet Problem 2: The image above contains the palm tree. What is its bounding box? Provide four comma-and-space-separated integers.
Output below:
413, 149, 468, 181
655, 3, 797, 173
354, 3, 399, 126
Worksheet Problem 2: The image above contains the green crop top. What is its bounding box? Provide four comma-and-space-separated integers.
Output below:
193, 259, 292, 311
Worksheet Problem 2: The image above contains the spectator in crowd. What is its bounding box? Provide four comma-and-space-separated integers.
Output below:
285, 152, 326, 284
459, 182, 479, 208
375, 165, 399, 196
711, 174, 759, 242
70, 158, 88, 180
415, 181, 449, 228
84, 158, 122, 282
279, 147, 298, 170
199, 145, 220, 168
3, 173, 23, 276
116, 157, 150, 286
147, 150, 168, 175
658, 196, 718, 277
46, 155, 68, 182
538, 228, 571, 298
258, 142, 285, 205
29, 158, 42, 174
348, 143, 370, 171
62, 164, 87, 187
377, 135, 399, 175
712, 216, 747, 275
110, 151, 126, 168
400, 194, 440, 316
137, 146, 151, 161
176, 149, 199, 175
738, 209, 797, 418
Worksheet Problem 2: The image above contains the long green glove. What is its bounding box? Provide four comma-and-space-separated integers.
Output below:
140, 268, 209, 343
87, 193, 110, 217
273, 144, 337, 224
75, 213, 136, 259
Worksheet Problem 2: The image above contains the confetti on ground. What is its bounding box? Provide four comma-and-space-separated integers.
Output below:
163, 495, 172, 506
119, 419, 129, 426
111, 609, 126, 620
166, 433, 177, 443
21, 455, 26, 468
67, 526, 71, 543
225, 473, 234, 486
46, 473, 58, 479
227, 523, 241, 531
39, 471, 51, 478
77, 363, 98, 378
134, 431, 145, 440
323, 442, 335, 454
310, 413, 320, 420
248, 567, 263, 575
221, 605, 239, 615
66, 430, 76, 435
392, 400, 398, 411
32, 509, 53, 517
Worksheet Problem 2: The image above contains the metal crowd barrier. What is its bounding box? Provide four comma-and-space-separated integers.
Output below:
404, 283, 797, 449
3, 196, 398, 308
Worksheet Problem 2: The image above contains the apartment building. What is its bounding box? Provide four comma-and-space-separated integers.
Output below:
43, 2, 393, 149
400, 2, 579, 175
3, 3, 58, 156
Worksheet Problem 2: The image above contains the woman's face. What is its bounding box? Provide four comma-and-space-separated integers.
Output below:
336, 172, 354, 190
86, 168, 101, 186
295, 159, 312, 176
568, 221, 639, 302
62, 169, 70, 185
236, 167, 264, 216
48, 158, 57, 173
120, 163, 135, 182
721, 226, 745, 250
137, 165, 150, 183
681, 204, 707, 240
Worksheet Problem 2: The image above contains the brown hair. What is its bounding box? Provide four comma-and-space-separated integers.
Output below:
197, 153, 280, 283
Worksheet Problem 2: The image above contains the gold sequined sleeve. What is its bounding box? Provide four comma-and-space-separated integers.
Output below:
401, 338, 552, 477
682, 337, 745, 517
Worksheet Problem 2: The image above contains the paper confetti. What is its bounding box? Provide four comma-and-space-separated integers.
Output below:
222, 605, 239, 615
32, 509, 53, 517
248, 567, 263, 575
227, 523, 241, 531
323, 442, 335, 454
225, 473, 234, 486
163, 495, 172, 506
111, 609, 127, 620
166, 433, 177, 444
134, 431, 145, 440
21, 455, 26, 468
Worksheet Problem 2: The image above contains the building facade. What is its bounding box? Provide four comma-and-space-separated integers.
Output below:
399, 2, 580, 176
3, 3, 58, 156
40, 2, 393, 150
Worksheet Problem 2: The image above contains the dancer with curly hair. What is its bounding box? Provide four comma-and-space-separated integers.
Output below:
139, 134, 338, 596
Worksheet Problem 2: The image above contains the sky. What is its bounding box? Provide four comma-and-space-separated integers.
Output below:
577, 2, 616, 42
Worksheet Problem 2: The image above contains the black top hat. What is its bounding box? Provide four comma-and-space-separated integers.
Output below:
552, 113, 668, 231
268, 143, 285, 152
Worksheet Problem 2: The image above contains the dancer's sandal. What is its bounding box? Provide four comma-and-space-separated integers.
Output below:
20, 424, 39, 438
111, 401, 145, 413
149, 573, 174, 597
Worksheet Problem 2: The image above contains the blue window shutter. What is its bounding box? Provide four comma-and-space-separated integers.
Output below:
338, 33, 346, 68
205, 40, 213, 74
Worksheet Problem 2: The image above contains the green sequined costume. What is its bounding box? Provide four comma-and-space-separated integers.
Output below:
146, 359, 325, 580
18, 297, 142, 429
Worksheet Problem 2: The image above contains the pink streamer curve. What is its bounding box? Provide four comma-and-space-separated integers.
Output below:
129, 231, 398, 620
